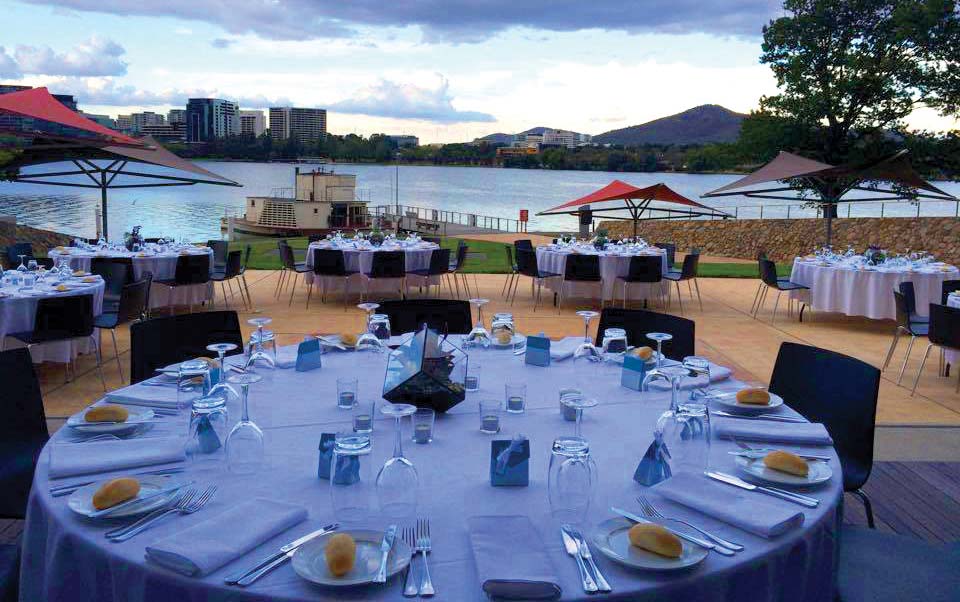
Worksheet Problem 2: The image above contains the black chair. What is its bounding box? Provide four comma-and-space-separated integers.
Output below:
911, 303, 960, 396
365, 251, 406, 299
513, 239, 533, 252
4, 294, 105, 389
942, 279, 960, 306
837, 526, 960, 602
654, 242, 676, 269
90, 257, 133, 312
617, 255, 663, 308
663, 252, 702, 313
307, 248, 358, 309
378, 299, 472, 335
94, 276, 151, 382
4, 242, 33, 269
501, 245, 519, 298
510, 248, 560, 311
307, 234, 324, 244
558, 254, 602, 313
898, 281, 929, 325
753, 258, 808, 323
237, 244, 253, 309
594, 308, 695, 360
206, 239, 228, 271
448, 242, 472, 298
0, 543, 18, 602
882, 290, 930, 385
769, 342, 880, 527
0, 347, 49, 519
278, 242, 311, 305
407, 248, 452, 298
154, 254, 211, 313
749, 250, 790, 314
211, 250, 245, 310
129, 310, 243, 384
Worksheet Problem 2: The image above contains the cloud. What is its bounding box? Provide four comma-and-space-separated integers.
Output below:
0, 47, 19, 78
53, 78, 291, 109
211, 38, 234, 49
1, 36, 127, 77
330, 76, 495, 123
23, 0, 781, 42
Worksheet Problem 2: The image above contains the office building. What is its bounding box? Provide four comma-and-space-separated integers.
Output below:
79, 112, 116, 130
269, 107, 327, 143
386, 134, 419, 148
140, 122, 186, 141
115, 115, 134, 133
186, 98, 240, 142
130, 111, 165, 134
240, 110, 266, 137
541, 129, 577, 149
167, 109, 186, 124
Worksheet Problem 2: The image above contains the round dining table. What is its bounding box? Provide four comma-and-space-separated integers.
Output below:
49, 245, 215, 310
536, 245, 670, 302
304, 241, 440, 292
788, 257, 958, 320
22, 337, 841, 602
0, 274, 105, 363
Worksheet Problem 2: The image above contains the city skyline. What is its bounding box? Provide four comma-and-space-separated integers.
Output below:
1, 0, 957, 144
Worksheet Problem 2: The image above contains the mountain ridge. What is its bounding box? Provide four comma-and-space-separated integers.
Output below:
593, 105, 746, 146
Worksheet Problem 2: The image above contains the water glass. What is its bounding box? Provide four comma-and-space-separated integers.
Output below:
505, 383, 526, 414
682, 355, 711, 398
479, 400, 501, 434
412, 408, 435, 444
337, 377, 358, 409
559, 388, 581, 421
465, 362, 481, 392
330, 432, 373, 525
548, 437, 596, 524
352, 400, 376, 433
369, 314, 392, 340
185, 396, 228, 470
658, 403, 711, 475
601, 328, 628, 354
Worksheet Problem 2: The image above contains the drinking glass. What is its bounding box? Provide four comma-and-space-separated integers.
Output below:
464, 298, 491, 348
246, 317, 275, 369
682, 355, 711, 399
479, 400, 501, 434
645, 332, 673, 369
657, 402, 711, 476
177, 358, 209, 408
573, 310, 602, 362
226, 372, 265, 475
465, 362, 481, 392
205, 343, 239, 400
505, 383, 526, 414
355, 302, 384, 352
491, 312, 515, 339
186, 395, 228, 470
16, 255, 27, 273
27, 259, 38, 272
601, 327, 628, 355
559, 388, 582, 421
369, 314, 392, 341
548, 436, 596, 524
330, 432, 373, 524
560, 393, 598, 443
412, 408, 435, 444
376, 403, 419, 518
352, 400, 376, 433
337, 377, 358, 409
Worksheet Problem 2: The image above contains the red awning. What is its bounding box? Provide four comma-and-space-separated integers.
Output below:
0, 87, 142, 146
539, 179, 722, 215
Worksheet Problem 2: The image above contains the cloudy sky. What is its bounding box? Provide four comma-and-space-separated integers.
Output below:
1, 0, 956, 143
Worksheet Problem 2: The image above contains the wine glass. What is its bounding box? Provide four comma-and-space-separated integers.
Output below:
682, 355, 711, 400
16, 255, 27, 273
205, 343, 239, 399
245, 317, 275, 369
355, 302, 383, 352
376, 403, 419, 518
572, 310, 602, 362
645, 332, 673, 369
27, 259, 38, 272
225, 372, 264, 475
559, 392, 599, 444
464, 298, 491, 348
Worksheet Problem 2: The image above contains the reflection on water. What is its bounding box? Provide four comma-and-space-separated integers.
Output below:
0, 161, 957, 241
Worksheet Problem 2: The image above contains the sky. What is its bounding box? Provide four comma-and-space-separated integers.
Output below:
1, 0, 957, 144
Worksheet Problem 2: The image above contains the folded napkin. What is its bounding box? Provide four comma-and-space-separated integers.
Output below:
467, 516, 561, 601
550, 338, 582, 361
146, 498, 307, 577
49, 437, 185, 478
105, 382, 182, 409
647, 362, 732, 391
654, 473, 805, 538
714, 419, 833, 446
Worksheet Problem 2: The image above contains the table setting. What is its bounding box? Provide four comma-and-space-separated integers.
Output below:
304, 231, 440, 290
536, 238, 669, 301
22, 310, 842, 602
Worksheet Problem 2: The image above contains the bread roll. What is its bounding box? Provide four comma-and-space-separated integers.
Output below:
496, 331, 513, 345
628, 523, 682, 558
325, 533, 357, 577
736, 388, 771, 405
55, 284, 69, 292
763, 450, 809, 476
340, 333, 358, 347
631, 346, 655, 361
85, 405, 129, 423
92, 477, 140, 510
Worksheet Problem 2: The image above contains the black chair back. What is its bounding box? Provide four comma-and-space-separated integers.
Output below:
129, 311, 243, 383
898, 281, 918, 315
241, 245, 252, 272
769, 342, 880, 492
564, 254, 601, 281
426, 248, 452, 275
514, 239, 533, 252
116, 278, 151, 323
378, 299, 472, 334
504, 245, 516, 271
759, 258, 780, 288
32, 295, 95, 342
941, 280, 960, 305
654, 242, 676, 268
594, 308, 694, 360
893, 290, 911, 330
90, 257, 133, 298
454, 243, 469, 270
312, 248, 348, 277
173, 254, 211, 285
369, 251, 405, 278
927, 303, 960, 350
307, 234, 323, 243
625, 255, 662, 283
206, 240, 228, 267
222, 250, 243, 278
0, 348, 48, 519
678, 253, 699, 279
5, 243, 33, 267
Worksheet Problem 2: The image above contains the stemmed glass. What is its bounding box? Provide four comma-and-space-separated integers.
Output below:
246, 317, 275, 369
355, 302, 383, 352
376, 403, 419, 518
226, 372, 264, 474
27, 259, 38, 272
645, 332, 673, 369
682, 355, 711, 400
16, 255, 27, 273
205, 343, 239, 399
464, 298, 491, 348
560, 392, 599, 444
572, 310, 602, 362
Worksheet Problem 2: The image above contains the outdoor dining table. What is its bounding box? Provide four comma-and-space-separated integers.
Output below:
536, 245, 670, 302
304, 241, 440, 292
788, 257, 958, 320
48, 245, 215, 310
22, 336, 841, 602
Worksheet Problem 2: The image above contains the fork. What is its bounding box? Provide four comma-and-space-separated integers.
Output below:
416, 518, 435, 597
402, 526, 419, 597
637, 496, 743, 552
106, 485, 217, 542
49, 467, 185, 497
732, 438, 831, 462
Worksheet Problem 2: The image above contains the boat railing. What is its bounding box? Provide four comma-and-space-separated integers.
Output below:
370, 204, 522, 233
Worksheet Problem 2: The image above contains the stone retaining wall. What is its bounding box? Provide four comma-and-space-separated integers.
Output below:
597, 217, 960, 264
0, 223, 73, 268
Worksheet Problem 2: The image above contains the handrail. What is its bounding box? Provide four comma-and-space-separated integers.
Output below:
707, 198, 960, 220
369, 204, 522, 232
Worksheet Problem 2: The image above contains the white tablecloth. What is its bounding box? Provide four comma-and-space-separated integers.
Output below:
788, 258, 957, 320
303, 242, 439, 293
0, 278, 105, 363
946, 294, 960, 366
536, 247, 669, 301
49, 248, 215, 310
22, 338, 841, 602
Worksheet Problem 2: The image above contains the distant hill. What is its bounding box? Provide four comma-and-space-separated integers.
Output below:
593, 105, 746, 146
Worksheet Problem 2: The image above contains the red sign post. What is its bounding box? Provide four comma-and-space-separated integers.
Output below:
519, 209, 529, 232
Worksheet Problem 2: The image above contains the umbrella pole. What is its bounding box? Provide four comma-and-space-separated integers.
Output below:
100, 181, 109, 242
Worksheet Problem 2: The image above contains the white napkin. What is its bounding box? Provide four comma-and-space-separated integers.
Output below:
714, 419, 833, 446
146, 498, 308, 577
49, 437, 185, 478
467, 516, 562, 601
105, 381, 184, 409
647, 362, 732, 390
654, 473, 805, 538
550, 338, 582, 361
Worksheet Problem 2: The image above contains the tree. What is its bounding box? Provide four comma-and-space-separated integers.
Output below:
760, 0, 960, 164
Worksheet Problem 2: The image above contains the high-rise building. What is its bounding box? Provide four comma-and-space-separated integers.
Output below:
541, 129, 576, 149
185, 98, 240, 142
269, 107, 327, 143
79, 112, 116, 129
239, 110, 266, 137
0, 85, 78, 134
140, 122, 186, 141
115, 115, 134, 133
167, 109, 186, 124
129, 111, 165, 134
386, 134, 419, 148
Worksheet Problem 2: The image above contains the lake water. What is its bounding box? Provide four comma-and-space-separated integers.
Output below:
1, 161, 957, 241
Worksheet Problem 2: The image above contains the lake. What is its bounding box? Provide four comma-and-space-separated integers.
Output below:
1, 161, 958, 241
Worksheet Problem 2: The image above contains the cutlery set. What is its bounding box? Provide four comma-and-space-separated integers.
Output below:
402, 518, 436, 597
106, 485, 217, 541
561, 523, 612, 593
705, 471, 820, 508
223, 523, 339, 587
712, 410, 806, 423
49, 467, 185, 497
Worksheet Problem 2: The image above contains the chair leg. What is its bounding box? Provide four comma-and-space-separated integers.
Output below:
693, 278, 703, 311
850, 489, 876, 529
910, 342, 935, 396
110, 329, 124, 383
306, 280, 314, 309
771, 291, 783, 324
288, 273, 298, 307
675, 281, 684, 315
242, 275, 253, 311
221, 282, 229, 309
92, 334, 107, 391
897, 334, 917, 385
882, 327, 904, 371
750, 282, 763, 314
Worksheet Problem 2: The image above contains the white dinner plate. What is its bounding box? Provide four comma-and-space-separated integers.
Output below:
734, 455, 833, 487
709, 390, 785, 414
491, 333, 525, 348
68, 475, 180, 519
159, 360, 214, 376
66, 406, 155, 434
292, 529, 411, 587
592, 518, 708, 571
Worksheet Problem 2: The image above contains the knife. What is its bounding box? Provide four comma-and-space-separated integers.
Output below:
564, 524, 611, 593
560, 526, 598, 593
728, 450, 832, 462
610, 507, 734, 556
224, 523, 338, 585
712, 410, 806, 423
706, 471, 820, 508
88, 480, 193, 519
374, 524, 398, 583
